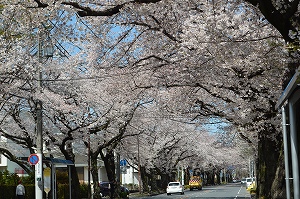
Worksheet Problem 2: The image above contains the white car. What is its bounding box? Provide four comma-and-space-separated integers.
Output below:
241, 178, 247, 184
166, 182, 184, 195
246, 177, 254, 188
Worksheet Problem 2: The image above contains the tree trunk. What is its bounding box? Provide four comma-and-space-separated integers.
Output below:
100, 149, 120, 199
61, 143, 81, 199
91, 152, 101, 199
257, 131, 282, 199
141, 166, 150, 193
270, 143, 286, 198
69, 165, 81, 199
148, 168, 159, 193
216, 170, 221, 185
206, 170, 215, 185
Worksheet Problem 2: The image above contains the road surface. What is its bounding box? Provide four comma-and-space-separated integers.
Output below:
132, 183, 252, 199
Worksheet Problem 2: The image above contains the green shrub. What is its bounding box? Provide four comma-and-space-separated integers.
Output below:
0, 170, 89, 199
0, 170, 19, 185
0, 185, 15, 199
79, 183, 88, 198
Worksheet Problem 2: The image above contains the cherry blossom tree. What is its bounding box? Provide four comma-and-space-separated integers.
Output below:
1, 1, 299, 198
117, 88, 248, 189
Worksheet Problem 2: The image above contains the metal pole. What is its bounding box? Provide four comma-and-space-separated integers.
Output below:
224, 168, 226, 183
51, 163, 56, 199
137, 135, 142, 193
132, 167, 134, 186
177, 166, 180, 181
282, 106, 291, 199
88, 133, 91, 199
181, 167, 184, 186
289, 101, 300, 199
117, 153, 120, 183
69, 166, 72, 199
36, 100, 43, 199
35, 26, 44, 199
249, 158, 251, 177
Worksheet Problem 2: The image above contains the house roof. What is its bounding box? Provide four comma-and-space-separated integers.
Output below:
44, 157, 74, 165
276, 68, 300, 109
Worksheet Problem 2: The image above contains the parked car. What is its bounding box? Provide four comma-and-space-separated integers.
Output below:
241, 178, 247, 185
99, 182, 130, 198
99, 182, 111, 197
166, 182, 184, 195
120, 186, 130, 199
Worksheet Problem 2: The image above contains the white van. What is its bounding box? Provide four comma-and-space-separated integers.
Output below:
246, 177, 254, 188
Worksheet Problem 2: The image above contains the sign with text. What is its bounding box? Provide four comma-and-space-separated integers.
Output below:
44, 167, 51, 194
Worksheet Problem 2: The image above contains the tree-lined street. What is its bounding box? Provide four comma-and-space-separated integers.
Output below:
1, 1, 300, 199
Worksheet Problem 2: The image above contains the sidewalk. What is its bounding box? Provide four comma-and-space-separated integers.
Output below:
129, 191, 163, 198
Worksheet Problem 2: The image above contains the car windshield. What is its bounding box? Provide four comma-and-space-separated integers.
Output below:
100, 182, 110, 188
169, 183, 180, 186
247, 179, 252, 182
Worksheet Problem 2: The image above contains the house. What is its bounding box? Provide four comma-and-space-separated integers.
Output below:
120, 162, 140, 188
0, 154, 28, 176
0, 143, 139, 189
0, 136, 30, 176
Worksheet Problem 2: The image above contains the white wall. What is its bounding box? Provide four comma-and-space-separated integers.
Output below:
0, 154, 7, 167
121, 166, 139, 185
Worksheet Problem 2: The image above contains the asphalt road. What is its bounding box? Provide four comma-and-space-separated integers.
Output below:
132, 183, 251, 199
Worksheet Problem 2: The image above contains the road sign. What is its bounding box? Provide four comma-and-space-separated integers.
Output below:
28, 154, 39, 165
120, 159, 127, 166
44, 167, 51, 194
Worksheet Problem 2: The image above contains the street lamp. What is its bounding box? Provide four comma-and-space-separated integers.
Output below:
43, 38, 54, 58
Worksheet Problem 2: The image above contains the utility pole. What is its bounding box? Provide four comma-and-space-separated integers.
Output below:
35, 24, 53, 199
36, 100, 43, 199
35, 26, 44, 199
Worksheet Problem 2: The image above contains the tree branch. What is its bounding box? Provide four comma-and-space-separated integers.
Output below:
61, 0, 162, 17
0, 147, 32, 174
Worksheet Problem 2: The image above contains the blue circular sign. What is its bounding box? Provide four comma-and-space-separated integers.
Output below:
120, 159, 127, 166
28, 154, 39, 165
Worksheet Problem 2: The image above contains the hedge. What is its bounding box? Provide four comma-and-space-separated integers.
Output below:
0, 184, 88, 199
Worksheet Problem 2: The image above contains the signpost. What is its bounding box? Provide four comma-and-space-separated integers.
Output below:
36, 100, 43, 199
35, 154, 43, 181
120, 159, 127, 174
28, 153, 42, 182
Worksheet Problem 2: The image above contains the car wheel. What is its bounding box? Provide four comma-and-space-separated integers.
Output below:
181, 192, 184, 195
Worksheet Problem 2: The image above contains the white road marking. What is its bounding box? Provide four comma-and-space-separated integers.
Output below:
234, 186, 243, 199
